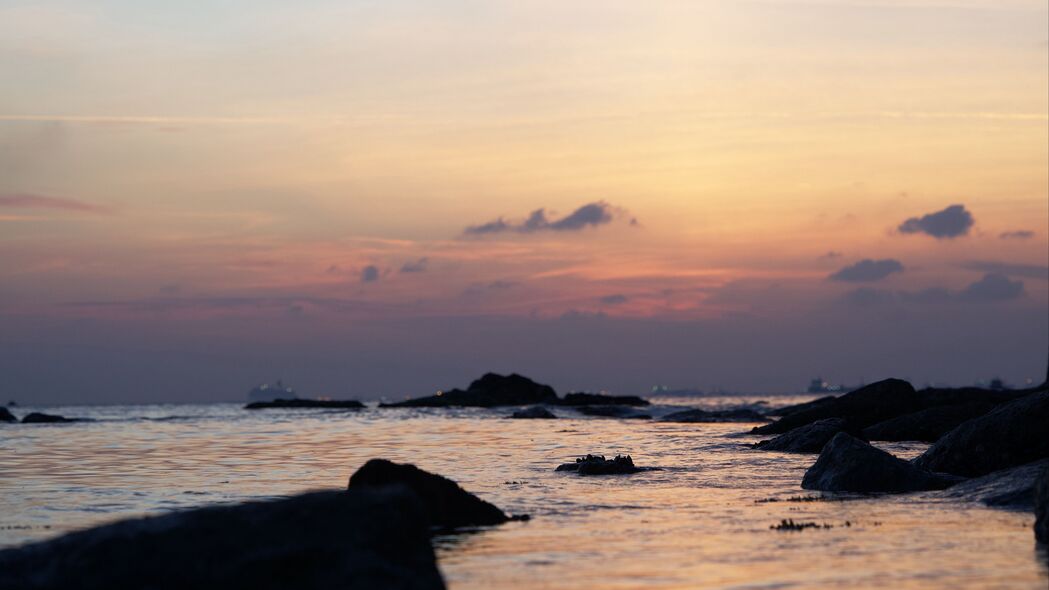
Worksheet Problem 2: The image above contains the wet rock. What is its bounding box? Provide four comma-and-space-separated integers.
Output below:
914, 390, 1049, 477
21, 413, 74, 424
862, 401, 995, 443
802, 432, 962, 493
1036, 465, 1049, 544
661, 408, 769, 423
933, 459, 1049, 509
576, 406, 651, 419
554, 392, 650, 407
753, 379, 919, 435
244, 398, 365, 410
509, 406, 557, 419
0, 407, 15, 423
348, 459, 509, 528
0, 487, 445, 590
753, 418, 861, 453
555, 454, 643, 475
380, 373, 558, 408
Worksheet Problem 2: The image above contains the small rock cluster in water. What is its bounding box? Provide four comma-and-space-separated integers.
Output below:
770, 519, 852, 531
555, 454, 644, 475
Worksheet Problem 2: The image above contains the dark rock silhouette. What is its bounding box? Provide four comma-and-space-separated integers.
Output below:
914, 390, 1049, 477
661, 408, 768, 423
802, 432, 962, 493
0, 487, 445, 590
348, 459, 510, 528
0, 407, 15, 422
245, 398, 365, 410
862, 401, 996, 443
753, 379, 919, 435
21, 412, 74, 424
554, 392, 650, 407
555, 454, 644, 475
509, 406, 557, 419
1036, 465, 1048, 544
380, 373, 558, 408
576, 406, 651, 419
915, 386, 1027, 408
753, 418, 861, 453
934, 459, 1049, 508
772, 395, 836, 417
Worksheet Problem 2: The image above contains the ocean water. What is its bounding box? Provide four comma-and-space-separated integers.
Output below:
1, 397, 1046, 589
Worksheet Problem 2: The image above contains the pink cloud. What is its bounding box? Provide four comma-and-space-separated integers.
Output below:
0, 193, 111, 214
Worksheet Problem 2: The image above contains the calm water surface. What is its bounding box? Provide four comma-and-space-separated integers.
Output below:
1, 398, 1046, 589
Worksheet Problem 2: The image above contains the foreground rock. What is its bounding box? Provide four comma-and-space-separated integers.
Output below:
349, 459, 511, 528
753, 418, 860, 453
244, 398, 365, 410
0, 487, 445, 590
802, 432, 962, 493
862, 401, 995, 443
553, 392, 649, 407
555, 454, 646, 475
576, 406, 651, 419
509, 406, 556, 419
753, 379, 919, 435
933, 460, 1049, 508
661, 408, 768, 423
380, 373, 558, 408
0, 407, 15, 422
21, 413, 74, 424
771, 395, 836, 417
1036, 465, 1048, 544
914, 390, 1049, 477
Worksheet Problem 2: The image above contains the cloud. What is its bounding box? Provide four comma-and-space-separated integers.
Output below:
360, 265, 380, 283
600, 294, 629, 305
999, 230, 1034, 240
0, 193, 109, 214
828, 259, 904, 282
463, 201, 625, 236
897, 204, 973, 239
960, 261, 1048, 281
959, 273, 1024, 303
400, 257, 429, 273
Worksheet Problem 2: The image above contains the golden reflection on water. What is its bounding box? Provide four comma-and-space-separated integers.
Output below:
1, 402, 1046, 589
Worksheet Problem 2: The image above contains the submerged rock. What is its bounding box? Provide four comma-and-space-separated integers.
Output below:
661, 408, 768, 423
1036, 465, 1049, 544
348, 459, 510, 528
914, 390, 1049, 477
554, 392, 650, 407
509, 406, 557, 419
753, 418, 860, 453
802, 432, 962, 493
862, 401, 995, 443
380, 373, 558, 408
555, 454, 644, 475
753, 379, 919, 435
21, 413, 74, 424
0, 487, 445, 590
933, 459, 1049, 509
576, 406, 651, 419
244, 398, 365, 410
0, 407, 15, 423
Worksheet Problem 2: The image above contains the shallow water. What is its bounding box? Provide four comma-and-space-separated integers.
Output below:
1, 398, 1046, 589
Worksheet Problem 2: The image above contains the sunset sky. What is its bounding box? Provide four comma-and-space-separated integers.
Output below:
2, 0, 1047, 403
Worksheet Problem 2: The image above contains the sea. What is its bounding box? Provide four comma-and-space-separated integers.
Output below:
1, 395, 1046, 589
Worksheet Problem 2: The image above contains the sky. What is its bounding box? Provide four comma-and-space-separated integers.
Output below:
1, 0, 1047, 404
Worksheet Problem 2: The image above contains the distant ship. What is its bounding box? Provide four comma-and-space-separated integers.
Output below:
248, 380, 298, 403
807, 378, 849, 394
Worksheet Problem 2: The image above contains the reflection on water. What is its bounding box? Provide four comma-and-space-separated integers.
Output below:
1, 400, 1045, 589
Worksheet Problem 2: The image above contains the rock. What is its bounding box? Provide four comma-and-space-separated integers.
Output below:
1036, 464, 1049, 544
244, 398, 365, 410
555, 454, 643, 475
554, 392, 650, 407
914, 390, 1049, 477
380, 373, 558, 408
348, 459, 510, 528
862, 401, 995, 443
21, 413, 74, 424
509, 406, 556, 419
576, 406, 651, 419
753, 379, 919, 435
0, 487, 445, 590
772, 395, 836, 417
0, 407, 15, 423
802, 432, 963, 493
661, 408, 769, 423
753, 418, 861, 453
915, 387, 1026, 409
933, 459, 1049, 509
